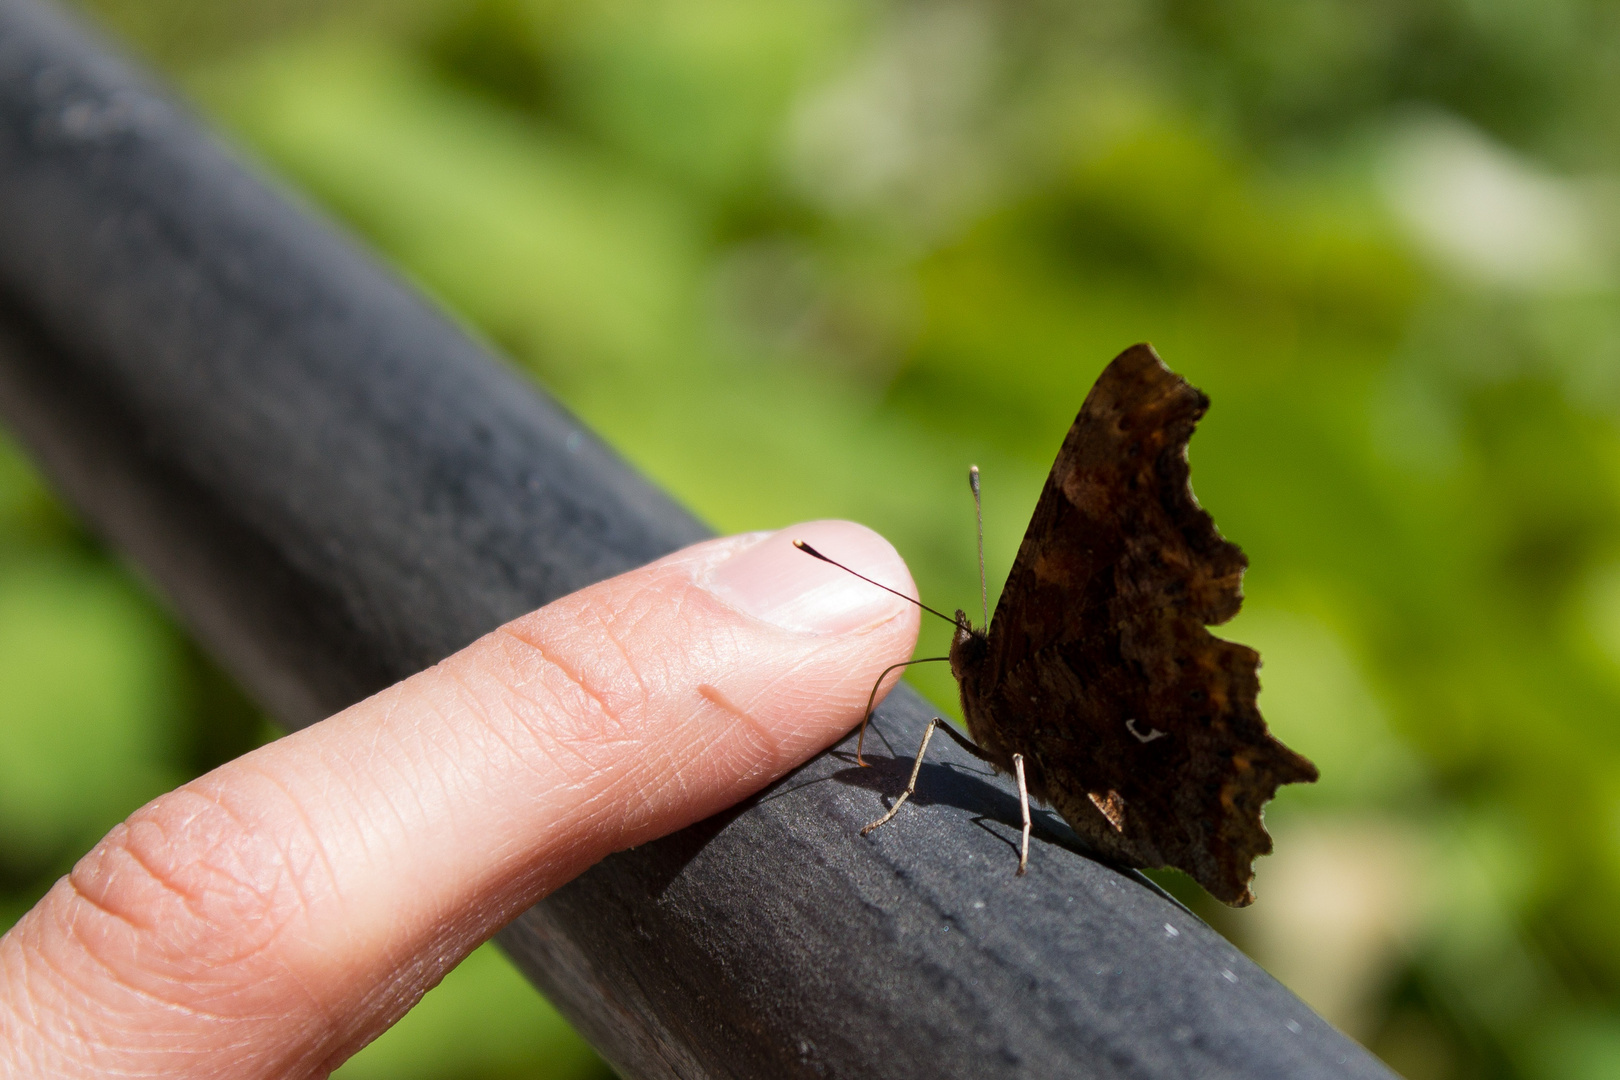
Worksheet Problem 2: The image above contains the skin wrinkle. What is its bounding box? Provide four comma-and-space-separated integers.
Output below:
37, 835, 358, 1075
488, 625, 626, 741
478, 666, 621, 795
61, 844, 152, 936
474, 632, 635, 782
33, 912, 265, 1072
50, 1005, 121, 1079
437, 650, 555, 779
53, 957, 271, 1049
345, 744, 508, 952
493, 624, 621, 729
315, 950, 440, 1062
63, 795, 333, 1047
589, 582, 664, 718
704, 625, 742, 667
773, 670, 856, 750
697, 684, 781, 762
63, 877, 292, 1019
321, 763, 418, 888
224, 763, 343, 930
535, 718, 674, 855
644, 642, 814, 825
557, 592, 654, 712
23, 936, 278, 1073
79, 826, 254, 958
710, 651, 835, 762
543, 739, 639, 830
46, 904, 201, 1029
94, 676, 693, 1055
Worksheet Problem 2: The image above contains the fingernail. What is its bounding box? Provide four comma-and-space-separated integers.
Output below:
703, 521, 913, 634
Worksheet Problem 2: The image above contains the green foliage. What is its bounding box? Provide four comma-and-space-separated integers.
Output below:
7, 0, 1620, 1076
0, 557, 179, 868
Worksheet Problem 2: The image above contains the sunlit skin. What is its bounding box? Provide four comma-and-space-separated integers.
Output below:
0, 521, 919, 1079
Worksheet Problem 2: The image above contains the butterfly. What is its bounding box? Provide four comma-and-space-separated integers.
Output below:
797, 343, 1317, 905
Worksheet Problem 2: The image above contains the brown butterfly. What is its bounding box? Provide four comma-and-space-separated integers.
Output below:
797, 343, 1317, 906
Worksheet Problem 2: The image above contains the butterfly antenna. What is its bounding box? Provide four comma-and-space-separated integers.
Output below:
970, 465, 988, 631
793, 541, 963, 629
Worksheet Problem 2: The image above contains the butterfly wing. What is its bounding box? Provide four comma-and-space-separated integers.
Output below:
961, 343, 1317, 906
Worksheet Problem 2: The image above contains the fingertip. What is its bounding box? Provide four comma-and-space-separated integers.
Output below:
701, 520, 919, 638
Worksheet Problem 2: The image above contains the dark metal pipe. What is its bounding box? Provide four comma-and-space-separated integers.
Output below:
0, 2, 1394, 1077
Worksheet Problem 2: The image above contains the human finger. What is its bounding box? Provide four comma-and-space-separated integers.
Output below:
0, 519, 919, 1078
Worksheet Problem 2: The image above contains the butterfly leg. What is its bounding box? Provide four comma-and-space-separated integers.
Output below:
1013, 753, 1031, 876
935, 724, 1031, 874
927, 716, 997, 764
860, 717, 943, 835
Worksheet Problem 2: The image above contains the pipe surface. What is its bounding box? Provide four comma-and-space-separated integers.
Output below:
0, 3, 1394, 1077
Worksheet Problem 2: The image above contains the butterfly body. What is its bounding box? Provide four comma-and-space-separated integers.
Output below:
945, 344, 1316, 906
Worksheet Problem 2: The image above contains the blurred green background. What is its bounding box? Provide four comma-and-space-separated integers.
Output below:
3, 0, 1620, 1076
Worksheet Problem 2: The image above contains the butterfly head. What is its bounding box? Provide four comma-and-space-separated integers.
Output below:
948, 608, 987, 684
